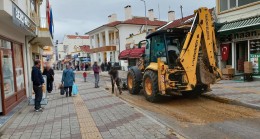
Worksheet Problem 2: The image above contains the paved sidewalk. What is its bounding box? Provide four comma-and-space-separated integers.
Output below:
206, 80, 260, 110
0, 74, 180, 139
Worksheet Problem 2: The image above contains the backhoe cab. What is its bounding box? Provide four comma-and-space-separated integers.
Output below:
126, 7, 222, 102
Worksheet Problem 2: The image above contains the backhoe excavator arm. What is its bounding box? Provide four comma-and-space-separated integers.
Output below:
179, 8, 221, 89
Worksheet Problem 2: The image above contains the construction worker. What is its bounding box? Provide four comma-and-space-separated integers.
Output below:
108, 66, 122, 95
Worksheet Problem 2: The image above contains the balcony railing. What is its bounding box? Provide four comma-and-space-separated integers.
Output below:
30, 17, 49, 30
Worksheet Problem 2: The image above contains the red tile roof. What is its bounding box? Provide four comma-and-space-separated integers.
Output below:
67, 35, 89, 39
87, 17, 167, 34
162, 8, 214, 29
106, 21, 121, 27
122, 17, 167, 26
79, 45, 90, 53
163, 14, 195, 29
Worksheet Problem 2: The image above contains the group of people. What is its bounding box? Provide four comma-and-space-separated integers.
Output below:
31, 60, 55, 112
92, 61, 122, 94
74, 63, 90, 71
100, 62, 112, 72
31, 60, 122, 112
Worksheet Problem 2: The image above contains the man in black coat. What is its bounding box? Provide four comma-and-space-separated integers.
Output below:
108, 66, 122, 94
31, 60, 44, 112
43, 65, 55, 93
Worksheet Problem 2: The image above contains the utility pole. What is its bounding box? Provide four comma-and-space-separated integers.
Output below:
140, 0, 147, 32
180, 5, 184, 23
158, 3, 160, 20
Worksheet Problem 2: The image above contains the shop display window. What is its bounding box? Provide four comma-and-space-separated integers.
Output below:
1, 40, 15, 98
13, 44, 25, 91
250, 39, 260, 74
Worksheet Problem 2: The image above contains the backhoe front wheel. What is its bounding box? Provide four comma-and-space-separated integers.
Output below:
127, 70, 141, 94
143, 70, 159, 102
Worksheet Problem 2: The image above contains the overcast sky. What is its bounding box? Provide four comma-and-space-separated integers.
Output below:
50, 0, 216, 42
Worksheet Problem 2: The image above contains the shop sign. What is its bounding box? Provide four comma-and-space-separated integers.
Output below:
12, 3, 37, 35
233, 30, 260, 41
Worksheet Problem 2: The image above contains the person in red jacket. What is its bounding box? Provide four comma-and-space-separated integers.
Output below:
83, 72, 87, 82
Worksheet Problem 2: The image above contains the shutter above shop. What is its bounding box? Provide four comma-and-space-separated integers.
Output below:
218, 16, 260, 32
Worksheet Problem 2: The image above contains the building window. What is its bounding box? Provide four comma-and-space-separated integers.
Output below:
59, 54, 61, 58
1, 40, 15, 98
13, 44, 25, 92
219, 0, 259, 12
30, 0, 36, 13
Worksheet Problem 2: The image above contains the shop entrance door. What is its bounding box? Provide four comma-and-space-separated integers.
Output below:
236, 41, 248, 73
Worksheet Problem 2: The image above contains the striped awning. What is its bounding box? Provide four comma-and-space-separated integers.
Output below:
218, 16, 260, 32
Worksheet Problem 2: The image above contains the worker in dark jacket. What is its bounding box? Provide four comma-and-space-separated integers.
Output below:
31, 60, 44, 112
108, 66, 122, 94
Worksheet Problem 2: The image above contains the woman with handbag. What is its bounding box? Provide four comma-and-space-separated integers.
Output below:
43, 65, 55, 93
61, 63, 75, 97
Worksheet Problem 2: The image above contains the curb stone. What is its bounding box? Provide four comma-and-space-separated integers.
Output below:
202, 94, 260, 110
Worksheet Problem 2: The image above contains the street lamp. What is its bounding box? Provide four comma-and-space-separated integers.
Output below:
140, 0, 147, 32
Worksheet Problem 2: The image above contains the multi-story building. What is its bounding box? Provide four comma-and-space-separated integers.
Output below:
61, 35, 90, 68
0, 0, 53, 114
216, 0, 260, 75
87, 5, 167, 70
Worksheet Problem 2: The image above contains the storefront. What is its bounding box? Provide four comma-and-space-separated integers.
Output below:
218, 16, 260, 75
0, 36, 26, 115
0, 1, 37, 115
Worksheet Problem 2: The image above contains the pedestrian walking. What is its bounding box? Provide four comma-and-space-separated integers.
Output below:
101, 62, 104, 72
85, 63, 88, 71
93, 62, 100, 88
43, 64, 54, 93
104, 61, 108, 71
107, 62, 111, 71
108, 66, 122, 95
61, 63, 75, 97
83, 72, 87, 82
31, 60, 44, 112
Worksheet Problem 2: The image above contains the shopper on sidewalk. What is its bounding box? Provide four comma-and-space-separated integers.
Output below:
93, 62, 100, 88
31, 59, 44, 112
43, 65, 55, 93
61, 63, 75, 97
108, 66, 122, 94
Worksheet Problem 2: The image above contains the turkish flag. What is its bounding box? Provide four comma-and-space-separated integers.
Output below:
221, 44, 230, 61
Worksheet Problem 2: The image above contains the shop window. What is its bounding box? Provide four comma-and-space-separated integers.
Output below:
219, 0, 258, 12
1, 40, 15, 98
230, 0, 237, 8
250, 39, 260, 74
220, 0, 228, 12
13, 44, 25, 91
238, 0, 258, 6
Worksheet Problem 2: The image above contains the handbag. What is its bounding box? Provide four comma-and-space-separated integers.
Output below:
72, 84, 78, 95
60, 84, 65, 95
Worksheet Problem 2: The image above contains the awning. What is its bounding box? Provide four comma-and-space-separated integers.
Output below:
118, 49, 132, 60
129, 47, 145, 58
118, 47, 145, 60
218, 16, 260, 33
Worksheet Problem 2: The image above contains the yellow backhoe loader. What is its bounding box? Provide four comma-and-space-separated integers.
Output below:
126, 7, 222, 102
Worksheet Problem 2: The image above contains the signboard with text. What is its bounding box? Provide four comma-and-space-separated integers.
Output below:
12, 2, 37, 35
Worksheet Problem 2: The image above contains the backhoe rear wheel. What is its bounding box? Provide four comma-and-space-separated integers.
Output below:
143, 70, 159, 102
127, 70, 141, 94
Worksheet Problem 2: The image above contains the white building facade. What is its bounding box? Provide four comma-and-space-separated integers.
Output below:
58, 35, 90, 68
87, 5, 166, 70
